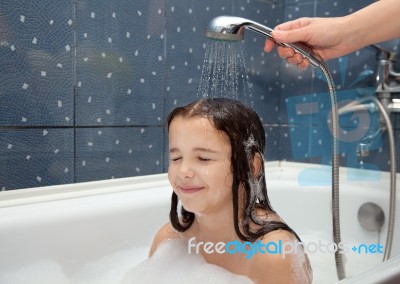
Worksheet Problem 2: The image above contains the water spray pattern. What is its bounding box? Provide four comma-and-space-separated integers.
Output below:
198, 41, 252, 101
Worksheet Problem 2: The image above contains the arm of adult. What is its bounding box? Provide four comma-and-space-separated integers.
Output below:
264, 0, 400, 69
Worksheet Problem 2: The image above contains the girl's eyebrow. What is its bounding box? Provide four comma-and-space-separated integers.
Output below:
193, 147, 220, 153
169, 147, 220, 154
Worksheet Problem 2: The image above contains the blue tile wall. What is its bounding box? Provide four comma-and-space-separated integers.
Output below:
75, 127, 163, 182
0, 0, 398, 190
75, 0, 165, 126
0, 128, 74, 190
0, 0, 74, 126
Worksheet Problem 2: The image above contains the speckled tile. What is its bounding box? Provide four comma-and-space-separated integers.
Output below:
0, 0, 74, 126
0, 0, 398, 189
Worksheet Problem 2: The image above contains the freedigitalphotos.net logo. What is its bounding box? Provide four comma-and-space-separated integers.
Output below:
187, 237, 384, 259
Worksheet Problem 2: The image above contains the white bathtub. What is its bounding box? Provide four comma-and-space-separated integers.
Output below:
0, 161, 399, 283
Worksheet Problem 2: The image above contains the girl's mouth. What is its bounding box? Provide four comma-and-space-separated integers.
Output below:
179, 186, 204, 194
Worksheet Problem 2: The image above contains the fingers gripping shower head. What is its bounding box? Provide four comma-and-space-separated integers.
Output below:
205, 15, 322, 68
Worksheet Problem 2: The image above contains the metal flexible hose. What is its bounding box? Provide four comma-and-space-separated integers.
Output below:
319, 64, 345, 280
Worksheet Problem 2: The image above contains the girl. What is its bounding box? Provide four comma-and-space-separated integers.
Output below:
150, 98, 312, 283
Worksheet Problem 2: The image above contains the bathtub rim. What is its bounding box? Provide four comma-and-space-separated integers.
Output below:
0, 160, 393, 208
0, 171, 171, 208
0, 161, 283, 208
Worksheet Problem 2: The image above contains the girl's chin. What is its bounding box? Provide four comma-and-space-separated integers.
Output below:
178, 200, 203, 214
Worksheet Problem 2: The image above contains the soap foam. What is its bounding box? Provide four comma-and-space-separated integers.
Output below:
71, 247, 148, 284
0, 259, 69, 284
122, 239, 254, 284
0, 241, 253, 284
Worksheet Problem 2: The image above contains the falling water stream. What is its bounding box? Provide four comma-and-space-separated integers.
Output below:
197, 41, 253, 103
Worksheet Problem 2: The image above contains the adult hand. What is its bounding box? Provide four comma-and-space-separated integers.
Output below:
264, 17, 354, 69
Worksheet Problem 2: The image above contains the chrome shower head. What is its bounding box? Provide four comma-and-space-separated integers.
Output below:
204, 16, 249, 41
205, 15, 322, 68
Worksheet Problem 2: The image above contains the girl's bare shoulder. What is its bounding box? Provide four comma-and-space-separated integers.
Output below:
149, 222, 181, 256
250, 230, 312, 283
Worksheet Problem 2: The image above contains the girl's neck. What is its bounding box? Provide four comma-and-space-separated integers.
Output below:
187, 189, 247, 243
191, 207, 239, 243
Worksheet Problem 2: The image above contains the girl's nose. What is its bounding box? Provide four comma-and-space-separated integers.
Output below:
177, 162, 194, 179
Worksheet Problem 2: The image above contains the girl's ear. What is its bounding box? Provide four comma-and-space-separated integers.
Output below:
251, 153, 263, 178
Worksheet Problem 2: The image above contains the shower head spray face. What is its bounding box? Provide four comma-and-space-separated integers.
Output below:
204, 31, 243, 41
204, 16, 246, 41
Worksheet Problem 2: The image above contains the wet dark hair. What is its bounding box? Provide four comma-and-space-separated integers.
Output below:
167, 98, 299, 242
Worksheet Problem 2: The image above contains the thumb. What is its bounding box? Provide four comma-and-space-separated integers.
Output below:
272, 28, 306, 44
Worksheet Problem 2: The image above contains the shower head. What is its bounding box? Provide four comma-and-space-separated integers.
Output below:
205, 15, 322, 68
204, 16, 249, 41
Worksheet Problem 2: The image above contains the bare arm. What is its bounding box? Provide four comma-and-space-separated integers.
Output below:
264, 0, 400, 68
349, 0, 400, 50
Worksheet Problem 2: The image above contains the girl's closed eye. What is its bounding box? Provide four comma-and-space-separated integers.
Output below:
170, 156, 182, 162
198, 156, 211, 162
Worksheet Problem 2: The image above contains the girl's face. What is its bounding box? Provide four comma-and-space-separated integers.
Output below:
168, 116, 233, 215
